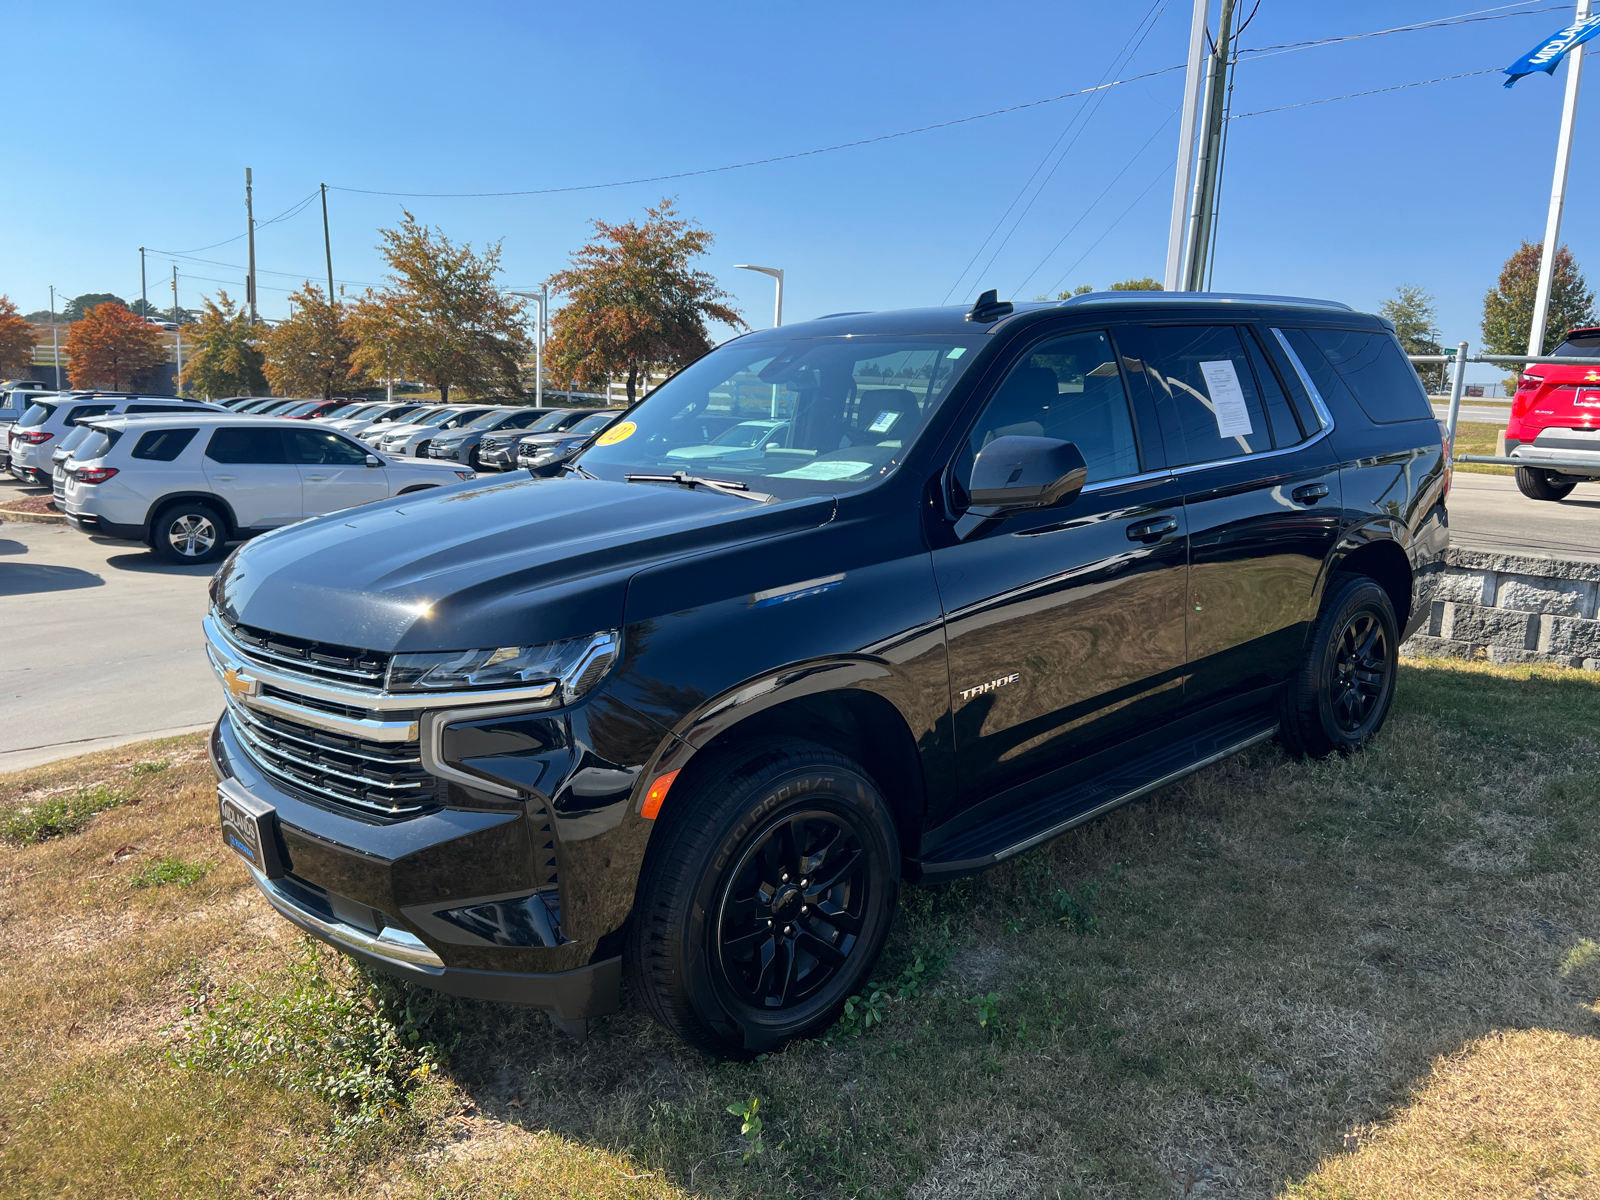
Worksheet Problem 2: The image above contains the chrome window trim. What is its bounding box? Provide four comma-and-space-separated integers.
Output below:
1270, 327, 1337, 432
204, 614, 561, 712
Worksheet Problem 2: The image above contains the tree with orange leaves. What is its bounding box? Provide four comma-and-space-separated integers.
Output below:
0, 295, 36, 375
545, 198, 745, 403
65, 302, 166, 390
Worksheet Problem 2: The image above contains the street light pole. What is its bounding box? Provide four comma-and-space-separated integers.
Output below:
735, 264, 784, 327
172, 267, 183, 395
49, 285, 60, 388
507, 290, 549, 406
1528, 0, 1593, 357
140, 247, 147, 318
1164, 0, 1211, 291
245, 167, 258, 325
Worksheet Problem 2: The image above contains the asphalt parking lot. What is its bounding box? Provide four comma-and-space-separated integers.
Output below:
1, 465, 1597, 772
0, 518, 218, 771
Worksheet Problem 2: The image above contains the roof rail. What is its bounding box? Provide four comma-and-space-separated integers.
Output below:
1056, 290, 1353, 313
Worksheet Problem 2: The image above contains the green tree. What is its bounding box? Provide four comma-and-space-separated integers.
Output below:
545, 198, 746, 402
1055, 284, 1096, 300
1108, 277, 1164, 291
181, 291, 267, 398
1482, 240, 1598, 360
347, 213, 528, 403
1381, 285, 1446, 393
263, 284, 366, 400
63, 293, 127, 322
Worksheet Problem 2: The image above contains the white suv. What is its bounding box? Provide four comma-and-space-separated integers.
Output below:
61, 414, 477, 563
8, 394, 223, 485
372, 406, 500, 457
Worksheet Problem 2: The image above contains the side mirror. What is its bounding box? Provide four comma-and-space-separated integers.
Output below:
366, 454, 382, 468
968, 435, 1088, 513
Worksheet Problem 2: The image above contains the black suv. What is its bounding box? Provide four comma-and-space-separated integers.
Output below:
207, 291, 1448, 1055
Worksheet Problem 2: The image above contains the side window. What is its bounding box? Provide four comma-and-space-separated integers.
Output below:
1302, 328, 1433, 424
1241, 329, 1308, 446
126, 404, 188, 414
66, 404, 115, 423
132, 428, 197, 461
1259, 327, 1326, 436
957, 329, 1140, 493
1142, 325, 1270, 464
205, 427, 289, 464
288, 428, 369, 465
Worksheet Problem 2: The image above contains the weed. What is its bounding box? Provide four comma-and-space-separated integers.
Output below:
131, 857, 212, 889
967, 991, 1000, 1031
129, 760, 171, 776
0, 784, 131, 845
828, 947, 947, 1041
726, 1096, 765, 1163
175, 939, 457, 1134
1051, 880, 1102, 935
835, 988, 891, 1039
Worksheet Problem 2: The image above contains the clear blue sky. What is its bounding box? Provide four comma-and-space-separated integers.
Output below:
5, 1, 1595, 383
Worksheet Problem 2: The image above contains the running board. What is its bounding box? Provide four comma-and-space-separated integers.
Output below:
912, 713, 1279, 883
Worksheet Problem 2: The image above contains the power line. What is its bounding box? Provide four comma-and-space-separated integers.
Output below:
941, 0, 1170, 305
1238, 2, 1567, 62
1230, 66, 1507, 118
154, 188, 321, 256
1045, 162, 1173, 298
1013, 113, 1175, 296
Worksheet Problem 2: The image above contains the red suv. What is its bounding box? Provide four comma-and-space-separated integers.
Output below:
1507, 326, 1600, 500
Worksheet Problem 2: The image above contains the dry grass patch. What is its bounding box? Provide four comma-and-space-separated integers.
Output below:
4, 659, 1600, 1197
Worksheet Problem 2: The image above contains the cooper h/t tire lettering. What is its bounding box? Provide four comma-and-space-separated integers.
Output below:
625, 738, 899, 1058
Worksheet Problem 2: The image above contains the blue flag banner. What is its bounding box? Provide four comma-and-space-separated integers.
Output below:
1505, 14, 1600, 87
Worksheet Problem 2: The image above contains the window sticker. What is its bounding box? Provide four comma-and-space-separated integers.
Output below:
947, 347, 967, 359
595, 421, 636, 446
1198, 360, 1253, 438
867, 410, 901, 434
771, 460, 873, 480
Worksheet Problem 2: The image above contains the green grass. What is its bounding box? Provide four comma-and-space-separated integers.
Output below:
130, 856, 212, 889
6, 662, 1600, 1197
1452, 418, 1514, 475
0, 783, 131, 845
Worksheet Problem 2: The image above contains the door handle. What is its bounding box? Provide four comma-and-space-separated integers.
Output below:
211, 474, 237, 481
304, 474, 328, 481
1126, 515, 1178, 543
1292, 482, 1330, 505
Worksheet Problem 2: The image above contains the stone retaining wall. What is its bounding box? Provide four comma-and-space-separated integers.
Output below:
1402, 548, 1600, 670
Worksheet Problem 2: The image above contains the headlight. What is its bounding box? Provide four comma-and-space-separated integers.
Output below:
454, 470, 475, 480
387, 629, 620, 701
531, 450, 561, 463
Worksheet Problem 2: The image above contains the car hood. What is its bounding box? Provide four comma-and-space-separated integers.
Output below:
213, 476, 836, 654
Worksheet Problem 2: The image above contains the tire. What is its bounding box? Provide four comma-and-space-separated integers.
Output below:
152, 501, 228, 564
1515, 466, 1577, 501
1279, 574, 1399, 758
626, 738, 900, 1058
466, 449, 481, 471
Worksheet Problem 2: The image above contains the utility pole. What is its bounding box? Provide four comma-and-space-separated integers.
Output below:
139, 247, 148, 318
1164, 0, 1211, 291
172, 268, 183, 395
49, 285, 60, 389
320, 183, 336, 304
1183, 0, 1239, 292
245, 167, 258, 324
1528, 0, 1593, 357
537, 285, 547, 408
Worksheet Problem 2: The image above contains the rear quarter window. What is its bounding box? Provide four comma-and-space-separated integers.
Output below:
1299, 328, 1433, 424
132, 428, 198, 462
20, 403, 58, 427
78, 430, 122, 460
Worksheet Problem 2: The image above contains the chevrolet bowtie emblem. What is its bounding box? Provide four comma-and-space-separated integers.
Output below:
223, 666, 260, 698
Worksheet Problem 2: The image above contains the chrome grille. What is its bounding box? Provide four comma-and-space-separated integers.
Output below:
227, 695, 439, 819
217, 611, 389, 687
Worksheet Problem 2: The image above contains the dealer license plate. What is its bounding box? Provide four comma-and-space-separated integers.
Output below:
219, 783, 286, 878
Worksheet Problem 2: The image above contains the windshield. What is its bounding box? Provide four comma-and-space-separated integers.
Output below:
19, 403, 56, 427
571, 412, 618, 436
279, 401, 319, 416
1554, 332, 1600, 358
529, 410, 577, 432
578, 335, 984, 496
419, 409, 468, 428
339, 404, 381, 419
373, 405, 424, 423
462, 408, 511, 429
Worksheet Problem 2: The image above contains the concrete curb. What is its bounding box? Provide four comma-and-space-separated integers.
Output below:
0, 503, 66, 525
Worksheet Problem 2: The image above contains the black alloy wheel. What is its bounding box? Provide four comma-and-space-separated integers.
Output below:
1329, 609, 1390, 735
152, 501, 228, 564
1279, 573, 1399, 757
714, 810, 869, 1012
1515, 466, 1578, 502
627, 738, 899, 1057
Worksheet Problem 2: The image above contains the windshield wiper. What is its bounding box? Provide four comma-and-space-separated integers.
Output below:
624, 470, 772, 502
562, 461, 598, 480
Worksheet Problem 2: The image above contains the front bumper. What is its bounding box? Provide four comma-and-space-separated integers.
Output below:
210, 713, 623, 1033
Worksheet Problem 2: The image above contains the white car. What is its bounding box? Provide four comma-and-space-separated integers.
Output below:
317, 401, 405, 434
370, 406, 498, 456
8, 394, 219, 486
61, 414, 477, 563
665, 419, 791, 464
350, 403, 449, 440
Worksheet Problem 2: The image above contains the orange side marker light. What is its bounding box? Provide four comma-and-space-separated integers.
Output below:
641, 770, 679, 820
